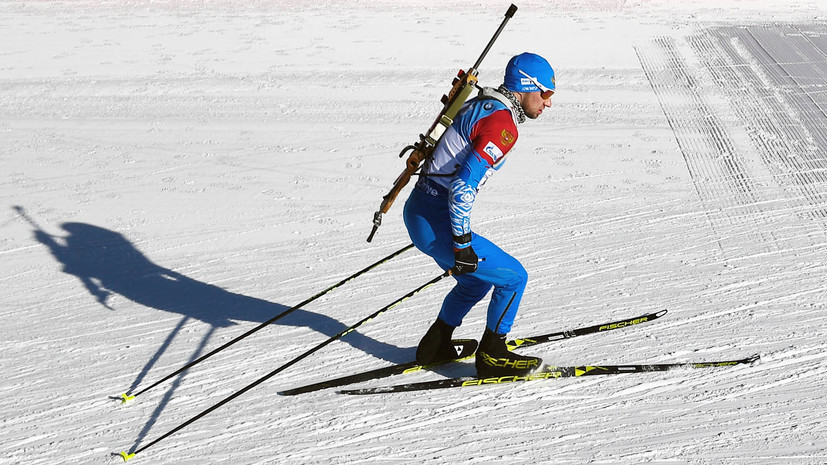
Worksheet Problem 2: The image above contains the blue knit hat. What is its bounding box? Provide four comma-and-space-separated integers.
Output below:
503, 53, 555, 93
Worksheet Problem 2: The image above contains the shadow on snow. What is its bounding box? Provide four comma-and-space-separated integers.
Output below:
16, 207, 411, 451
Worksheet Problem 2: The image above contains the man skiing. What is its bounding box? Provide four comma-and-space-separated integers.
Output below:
403, 52, 555, 377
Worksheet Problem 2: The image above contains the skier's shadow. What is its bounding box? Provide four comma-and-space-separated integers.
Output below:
22, 215, 411, 449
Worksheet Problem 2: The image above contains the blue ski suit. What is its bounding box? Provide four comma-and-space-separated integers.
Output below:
403, 88, 527, 334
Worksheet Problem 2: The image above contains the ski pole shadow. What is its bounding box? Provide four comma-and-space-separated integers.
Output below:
15, 206, 412, 449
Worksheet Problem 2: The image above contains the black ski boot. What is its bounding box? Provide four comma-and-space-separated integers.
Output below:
416, 318, 477, 365
476, 328, 542, 378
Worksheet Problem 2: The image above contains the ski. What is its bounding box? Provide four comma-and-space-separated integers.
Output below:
339, 354, 760, 394
279, 339, 478, 396
278, 309, 667, 396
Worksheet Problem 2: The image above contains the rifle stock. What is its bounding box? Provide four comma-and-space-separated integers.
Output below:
383, 147, 427, 215
367, 4, 517, 243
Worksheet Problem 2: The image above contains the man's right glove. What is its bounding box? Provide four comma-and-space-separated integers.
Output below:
452, 233, 478, 275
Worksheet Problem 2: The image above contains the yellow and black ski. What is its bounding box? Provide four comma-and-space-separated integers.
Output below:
279, 310, 667, 396
339, 355, 761, 395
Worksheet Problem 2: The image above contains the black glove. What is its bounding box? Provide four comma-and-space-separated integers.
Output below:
452, 233, 478, 275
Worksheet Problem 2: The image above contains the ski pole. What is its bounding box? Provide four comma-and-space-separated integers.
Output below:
119, 243, 414, 403
118, 269, 450, 462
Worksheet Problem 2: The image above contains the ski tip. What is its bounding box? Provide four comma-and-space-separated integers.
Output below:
119, 393, 135, 404
747, 354, 761, 364
655, 309, 668, 318
119, 451, 136, 462
278, 387, 314, 396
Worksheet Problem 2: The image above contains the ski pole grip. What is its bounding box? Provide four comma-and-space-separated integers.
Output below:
506, 4, 517, 18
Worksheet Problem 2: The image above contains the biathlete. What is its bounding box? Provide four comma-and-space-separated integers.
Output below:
403, 52, 556, 377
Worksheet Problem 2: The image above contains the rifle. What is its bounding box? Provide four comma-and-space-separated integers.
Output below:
366, 4, 518, 243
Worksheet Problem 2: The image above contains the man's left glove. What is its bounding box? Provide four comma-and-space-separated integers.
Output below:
452, 233, 478, 275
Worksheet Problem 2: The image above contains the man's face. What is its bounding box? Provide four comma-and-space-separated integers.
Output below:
521, 91, 552, 119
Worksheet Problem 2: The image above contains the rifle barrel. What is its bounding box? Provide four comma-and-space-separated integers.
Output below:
472, 4, 518, 70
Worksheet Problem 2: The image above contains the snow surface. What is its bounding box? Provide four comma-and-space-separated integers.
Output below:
2, 0, 827, 463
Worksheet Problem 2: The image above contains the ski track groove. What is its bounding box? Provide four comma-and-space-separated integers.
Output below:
637, 36, 785, 259
692, 25, 827, 221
